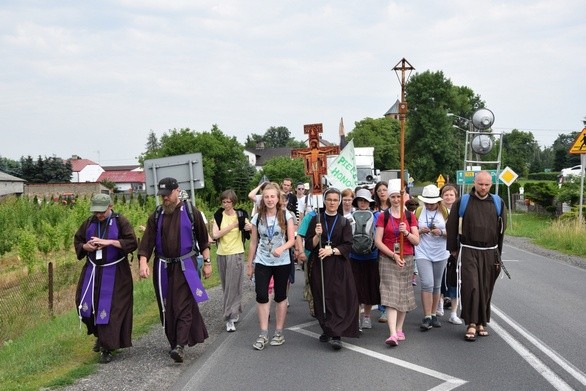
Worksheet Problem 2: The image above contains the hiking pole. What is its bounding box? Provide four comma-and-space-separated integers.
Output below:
315, 193, 326, 317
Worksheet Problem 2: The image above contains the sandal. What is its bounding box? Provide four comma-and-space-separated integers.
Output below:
253, 335, 269, 351
477, 326, 489, 337
465, 324, 477, 342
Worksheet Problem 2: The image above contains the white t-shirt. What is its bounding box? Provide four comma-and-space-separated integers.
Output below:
415, 207, 449, 262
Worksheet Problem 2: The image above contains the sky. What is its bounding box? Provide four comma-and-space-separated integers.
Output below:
1, 0, 584, 166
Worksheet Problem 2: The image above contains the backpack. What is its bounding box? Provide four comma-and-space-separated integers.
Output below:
383, 208, 414, 231
214, 208, 251, 244
155, 200, 200, 254
351, 210, 376, 254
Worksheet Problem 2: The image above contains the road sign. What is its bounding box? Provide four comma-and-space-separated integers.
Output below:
568, 127, 586, 154
456, 170, 503, 185
499, 166, 518, 187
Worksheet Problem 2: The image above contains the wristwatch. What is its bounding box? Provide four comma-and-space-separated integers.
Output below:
203, 258, 211, 264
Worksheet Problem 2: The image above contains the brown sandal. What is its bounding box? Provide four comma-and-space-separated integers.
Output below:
465, 324, 477, 342
477, 326, 489, 337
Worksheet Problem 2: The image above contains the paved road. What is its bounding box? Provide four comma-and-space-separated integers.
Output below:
169, 243, 586, 391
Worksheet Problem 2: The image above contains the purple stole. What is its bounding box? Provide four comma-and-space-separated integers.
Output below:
155, 204, 208, 325
79, 216, 122, 325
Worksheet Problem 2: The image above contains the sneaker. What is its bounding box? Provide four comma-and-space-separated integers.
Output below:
226, 320, 236, 332
169, 346, 184, 363
385, 335, 399, 347
270, 333, 285, 346
253, 335, 269, 351
397, 331, 406, 341
99, 350, 112, 364
449, 314, 463, 325
436, 301, 444, 316
362, 316, 372, 329
378, 310, 387, 323
420, 317, 433, 331
431, 315, 442, 328
330, 337, 342, 350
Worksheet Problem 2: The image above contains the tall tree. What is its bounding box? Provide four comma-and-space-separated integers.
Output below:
347, 117, 400, 171
256, 156, 307, 186
244, 133, 264, 148
263, 126, 292, 148
500, 130, 540, 177
552, 132, 580, 171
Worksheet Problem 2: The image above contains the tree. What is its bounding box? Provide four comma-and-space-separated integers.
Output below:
347, 117, 400, 170
0, 156, 21, 176
244, 133, 264, 148
145, 130, 160, 154
256, 156, 307, 186
500, 130, 540, 177
551, 132, 580, 171
263, 126, 291, 148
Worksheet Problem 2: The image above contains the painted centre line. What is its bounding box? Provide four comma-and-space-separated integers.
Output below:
288, 321, 467, 391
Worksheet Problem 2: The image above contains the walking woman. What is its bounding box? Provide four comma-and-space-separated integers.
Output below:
246, 183, 296, 350
212, 189, 251, 332
374, 179, 420, 347
305, 187, 359, 350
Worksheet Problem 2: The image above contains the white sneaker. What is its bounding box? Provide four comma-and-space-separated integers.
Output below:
436, 302, 444, 317
448, 314, 462, 325
226, 320, 236, 332
362, 316, 372, 329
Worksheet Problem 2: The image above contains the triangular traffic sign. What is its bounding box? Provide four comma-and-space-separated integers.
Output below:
569, 127, 586, 154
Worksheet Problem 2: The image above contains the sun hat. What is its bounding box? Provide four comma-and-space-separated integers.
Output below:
387, 179, 402, 195
90, 193, 112, 212
157, 177, 179, 196
418, 184, 443, 204
352, 188, 375, 208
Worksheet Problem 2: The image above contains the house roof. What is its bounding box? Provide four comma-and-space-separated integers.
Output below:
245, 147, 294, 166
97, 170, 145, 183
384, 99, 401, 116
69, 158, 99, 172
102, 165, 141, 171
0, 170, 26, 182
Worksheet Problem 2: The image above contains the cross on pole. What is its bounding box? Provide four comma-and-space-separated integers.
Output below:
291, 123, 340, 194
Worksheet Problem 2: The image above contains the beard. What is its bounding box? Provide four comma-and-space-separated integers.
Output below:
162, 202, 178, 215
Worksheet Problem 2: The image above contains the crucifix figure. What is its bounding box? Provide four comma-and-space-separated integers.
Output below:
291, 123, 340, 194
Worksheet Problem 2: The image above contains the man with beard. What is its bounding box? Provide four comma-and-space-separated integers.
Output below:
138, 177, 212, 363
446, 171, 506, 342
74, 193, 137, 364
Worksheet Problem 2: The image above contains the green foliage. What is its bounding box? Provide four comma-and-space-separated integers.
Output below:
17, 228, 37, 269
348, 117, 400, 170
527, 172, 560, 181
523, 182, 559, 214
556, 181, 581, 206
552, 132, 580, 171
257, 156, 307, 186
501, 129, 540, 177
17, 155, 72, 183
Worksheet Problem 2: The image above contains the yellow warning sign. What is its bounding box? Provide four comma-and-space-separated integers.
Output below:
569, 128, 586, 154
436, 174, 445, 188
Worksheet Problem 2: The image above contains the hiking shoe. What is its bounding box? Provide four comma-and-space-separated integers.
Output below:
99, 350, 112, 364
253, 335, 269, 351
270, 333, 285, 346
170, 346, 184, 363
92, 339, 100, 353
330, 338, 342, 350
362, 316, 372, 329
420, 317, 433, 331
431, 315, 442, 328
449, 314, 463, 325
226, 320, 236, 332
319, 333, 330, 342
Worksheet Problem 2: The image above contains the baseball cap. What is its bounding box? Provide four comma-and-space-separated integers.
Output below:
90, 193, 112, 212
157, 177, 179, 196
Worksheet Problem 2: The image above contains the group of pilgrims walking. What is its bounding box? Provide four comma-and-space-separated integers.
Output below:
74, 170, 506, 363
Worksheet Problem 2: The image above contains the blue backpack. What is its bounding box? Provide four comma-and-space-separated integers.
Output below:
458, 193, 503, 217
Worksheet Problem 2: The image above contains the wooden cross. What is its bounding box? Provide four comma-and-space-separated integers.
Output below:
291, 123, 340, 194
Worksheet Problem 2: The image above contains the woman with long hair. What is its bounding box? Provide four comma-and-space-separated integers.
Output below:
246, 183, 296, 351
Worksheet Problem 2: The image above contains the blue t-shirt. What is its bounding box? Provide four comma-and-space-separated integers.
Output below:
251, 210, 293, 266
297, 210, 317, 258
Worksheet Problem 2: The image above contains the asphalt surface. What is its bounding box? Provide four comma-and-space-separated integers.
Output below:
61, 236, 586, 391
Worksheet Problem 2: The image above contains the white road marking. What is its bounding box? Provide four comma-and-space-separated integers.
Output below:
288, 321, 467, 391
493, 306, 586, 389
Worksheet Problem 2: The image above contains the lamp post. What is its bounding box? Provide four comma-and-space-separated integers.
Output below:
392, 58, 414, 258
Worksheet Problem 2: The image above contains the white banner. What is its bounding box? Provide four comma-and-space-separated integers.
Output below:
327, 139, 358, 190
